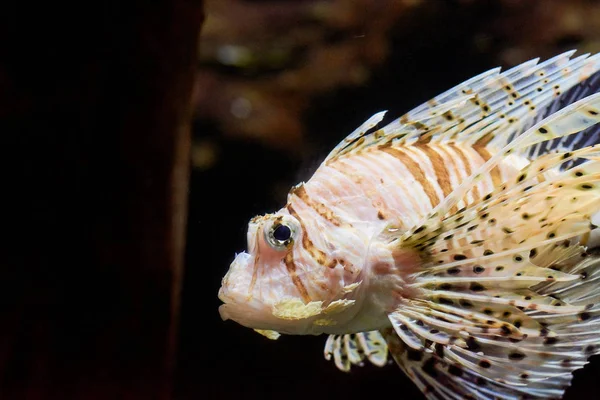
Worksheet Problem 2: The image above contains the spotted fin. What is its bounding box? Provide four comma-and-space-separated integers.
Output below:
399, 146, 600, 266
383, 143, 600, 396
399, 92, 600, 245
389, 147, 600, 334
383, 328, 577, 400
325, 111, 387, 163
325, 51, 600, 163
384, 252, 600, 397
525, 68, 600, 165
384, 253, 600, 398
324, 331, 389, 372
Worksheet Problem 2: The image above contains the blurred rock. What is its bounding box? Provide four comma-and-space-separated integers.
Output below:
489, 0, 600, 65
193, 0, 600, 169
193, 0, 419, 163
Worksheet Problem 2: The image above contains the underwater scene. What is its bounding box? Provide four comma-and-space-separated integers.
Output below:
4, 1, 600, 400
189, 1, 600, 399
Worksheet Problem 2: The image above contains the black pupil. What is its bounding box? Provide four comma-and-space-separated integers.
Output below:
273, 224, 291, 241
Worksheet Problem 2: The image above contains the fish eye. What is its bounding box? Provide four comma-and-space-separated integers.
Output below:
273, 224, 291, 241
264, 215, 300, 250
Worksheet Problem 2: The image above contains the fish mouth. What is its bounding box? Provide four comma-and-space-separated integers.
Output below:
217, 288, 232, 321
217, 251, 264, 326
217, 303, 233, 322
218, 299, 321, 335
218, 288, 262, 328
217, 250, 326, 335
217, 282, 247, 323
218, 283, 278, 331
218, 252, 252, 298
217, 252, 313, 333
217, 297, 278, 331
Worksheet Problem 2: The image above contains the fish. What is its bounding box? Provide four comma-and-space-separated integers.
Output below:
218, 50, 600, 399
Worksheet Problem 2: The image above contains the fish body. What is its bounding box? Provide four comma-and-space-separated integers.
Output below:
218, 51, 600, 399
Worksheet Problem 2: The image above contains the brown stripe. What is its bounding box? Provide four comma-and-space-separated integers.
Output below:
248, 236, 260, 294
449, 144, 480, 202
474, 133, 494, 147
283, 252, 311, 303
328, 137, 366, 164
330, 157, 397, 223
291, 184, 344, 227
287, 205, 337, 268
248, 261, 259, 295
381, 147, 440, 207
473, 133, 502, 187
416, 145, 452, 198
434, 145, 461, 214
415, 131, 433, 145
473, 145, 502, 187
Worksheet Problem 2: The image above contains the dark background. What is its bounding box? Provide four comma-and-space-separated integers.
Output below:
2, 0, 600, 399
183, 1, 600, 399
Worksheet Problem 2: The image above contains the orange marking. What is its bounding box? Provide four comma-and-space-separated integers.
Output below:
249, 259, 260, 295
291, 184, 344, 227
287, 205, 338, 269
417, 145, 452, 198
450, 144, 481, 203
429, 145, 460, 214
473, 145, 502, 187
474, 133, 494, 148
381, 147, 440, 208
283, 252, 311, 303
329, 157, 398, 225
248, 228, 261, 294
416, 132, 433, 145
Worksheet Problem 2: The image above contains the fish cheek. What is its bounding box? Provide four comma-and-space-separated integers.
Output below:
392, 247, 422, 277
372, 261, 394, 275
375, 247, 422, 300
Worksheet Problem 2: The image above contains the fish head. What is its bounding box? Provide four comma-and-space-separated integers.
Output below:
218, 209, 367, 336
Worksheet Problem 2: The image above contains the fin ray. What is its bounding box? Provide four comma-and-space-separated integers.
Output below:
323, 331, 388, 372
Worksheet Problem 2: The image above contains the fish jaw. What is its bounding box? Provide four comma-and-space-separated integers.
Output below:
218, 249, 374, 335
218, 251, 336, 335
218, 206, 397, 335
218, 252, 253, 307
218, 251, 275, 328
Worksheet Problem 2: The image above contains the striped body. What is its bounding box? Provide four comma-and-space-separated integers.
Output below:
219, 51, 600, 400
304, 143, 528, 229
272, 143, 529, 333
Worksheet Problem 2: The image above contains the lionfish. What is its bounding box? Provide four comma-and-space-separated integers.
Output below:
218, 51, 600, 399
